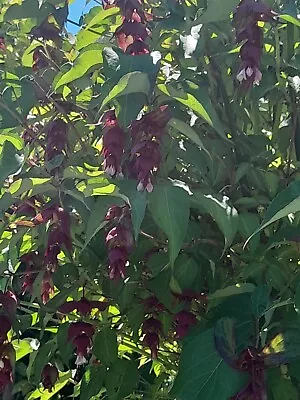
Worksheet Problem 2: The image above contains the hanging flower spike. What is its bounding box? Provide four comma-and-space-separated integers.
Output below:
45, 119, 68, 162
0, 291, 17, 317
67, 322, 95, 366
20, 251, 42, 295
230, 348, 266, 400
58, 297, 108, 316
0, 37, 6, 52
142, 317, 163, 334
105, 205, 134, 280
129, 106, 171, 192
41, 364, 59, 392
143, 333, 160, 359
0, 344, 14, 393
142, 317, 162, 359
174, 310, 197, 339
101, 110, 125, 177
233, 0, 276, 89
0, 357, 13, 393
115, 21, 149, 52
41, 272, 54, 304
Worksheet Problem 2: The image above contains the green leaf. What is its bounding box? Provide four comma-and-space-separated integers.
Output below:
118, 180, 147, 241
55, 45, 104, 89
82, 196, 122, 251
171, 328, 245, 400
80, 365, 105, 400
32, 341, 57, 384
100, 71, 150, 110
268, 368, 298, 400
105, 359, 139, 400
168, 118, 210, 157
208, 284, 256, 300
192, 192, 238, 249
194, 0, 240, 24
12, 338, 36, 361
263, 329, 300, 366
280, 14, 300, 27
93, 329, 118, 366
173, 254, 199, 291
246, 181, 300, 245
295, 282, 300, 312
0, 141, 23, 186
149, 185, 190, 265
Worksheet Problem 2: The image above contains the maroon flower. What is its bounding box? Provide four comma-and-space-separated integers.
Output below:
67, 322, 95, 366
233, 0, 276, 89
101, 110, 125, 177
230, 348, 266, 400
174, 310, 197, 339
0, 357, 13, 393
44, 119, 68, 173
143, 332, 160, 359
41, 272, 54, 304
142, 317, 162, 334
0, 291, 17, 317
105, 206, 123, 221
126, 39, 149, 55
105, 205, 134, 280
32, 47, 48, 71
108, 247, 129, 280
20, 251, 42, 295
115, 21, 149, 52
59, 298, 108, 316
0, 317, 11, 344
41, 364, 59, 392
0, 37, 6, 52
143, 296, 165, 313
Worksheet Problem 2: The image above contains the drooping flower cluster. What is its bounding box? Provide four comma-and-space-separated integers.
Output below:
129, 105, 171, 192
0, 37, 6, 52
59, 297, 108, 316
173, 310, 197, 339
20, 205, 72, 303
230, 348, 266, 400
142, 317, 163, 359
0, 344, 14, 393
233, 0, 276, 89
45, 119, 68, 174
41, 364, 59, 392
104, 0, 151, 54
67, 322, 95, 366
105, 205, 134, 280
32, 46, 48, 71
0, 291, 17, 393
101, 110, 125, 177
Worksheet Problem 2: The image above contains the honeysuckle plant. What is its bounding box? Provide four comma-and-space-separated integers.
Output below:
1, 0, 300, 399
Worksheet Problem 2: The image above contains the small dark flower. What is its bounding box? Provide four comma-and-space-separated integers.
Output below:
106, 225, 134, 250
115, 21, 149, 52
67, 322, 95, 366
174, 310, 197, 339
0, 316, 11, 344
0, 37, 6, 52
105, 206, 123, 221
45, 119, 68, 167
0, 357, 13, 393
32, 47, 48, 71
41, 272, 54, 304
41, 364, 59, 392
126, 39, 149, 55
59, 298, 108, 316
142, 317, 162, 334
101, 110, 125, 177
108, 247, 129, 280
0, 291, 17, 316
143, 296, 165, 312
143, 332, 160, 359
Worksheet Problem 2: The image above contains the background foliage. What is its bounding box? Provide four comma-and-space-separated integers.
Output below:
1, 0, 300, 398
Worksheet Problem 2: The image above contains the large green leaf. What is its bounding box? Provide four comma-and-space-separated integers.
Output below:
158, 84, 227, 140
93, 329, 118, 366
171, 328, 245, 400
192, 192, 238, 249
194, 0, 240, 24
149, 185, 190, 265
246, 181, 300, 245
0, 141, 23, 186
80, 365, 105, 400
100, 71, 150, 110
55, 44, 104, 89
105, 359, 139, 400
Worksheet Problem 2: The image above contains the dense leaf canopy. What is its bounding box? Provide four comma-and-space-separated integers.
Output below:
1, 0, 300, 399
